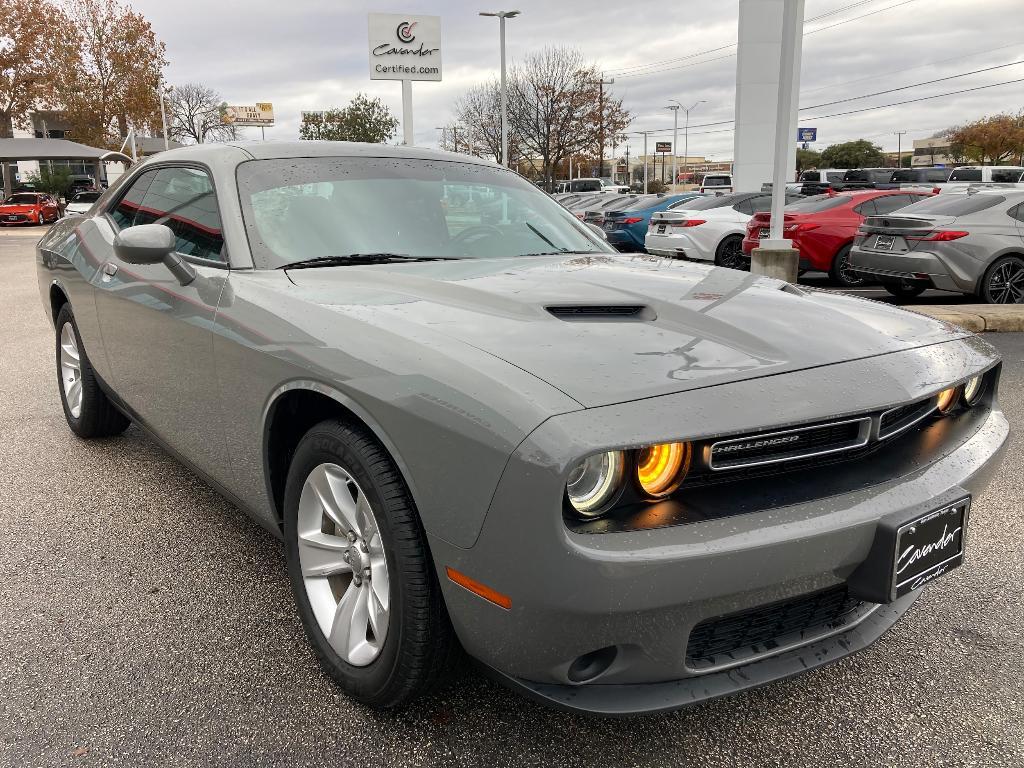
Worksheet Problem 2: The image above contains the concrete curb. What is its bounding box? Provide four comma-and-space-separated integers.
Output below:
905, 305, 1024, 333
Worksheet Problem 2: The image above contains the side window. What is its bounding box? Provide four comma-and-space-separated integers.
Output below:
928, 169, 949, 183
853, 199, 877, 217
110, 169, 159, 230
732, 197, 755, 215
138, 167, 225, 261
1007, 204, 1024, 223
872, 195, 913, 215
749, 194, 774, 212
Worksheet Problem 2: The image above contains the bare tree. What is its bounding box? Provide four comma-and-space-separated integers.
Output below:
505, 47, 631, 183
449, 81, 510, 161
168, 82, 236, 144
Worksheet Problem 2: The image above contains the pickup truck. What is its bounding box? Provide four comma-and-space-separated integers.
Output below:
800, 168, 898, 196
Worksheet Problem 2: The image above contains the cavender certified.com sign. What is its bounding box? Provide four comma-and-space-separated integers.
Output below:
368, 14, 442, 82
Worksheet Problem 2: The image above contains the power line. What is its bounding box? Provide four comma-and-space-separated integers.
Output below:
801, 60, 1024, 110
606, 0, 920, 79
802, 77, 1024, 121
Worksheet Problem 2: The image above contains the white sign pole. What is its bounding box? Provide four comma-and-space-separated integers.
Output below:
766, 0, 804, 246
402, 80, 414, 146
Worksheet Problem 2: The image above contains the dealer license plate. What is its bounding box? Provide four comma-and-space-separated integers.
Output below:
875, 235, 896, 250
892, 498, 968, 599
6, 215, 18, 221
758, 227, 770, 238
657, 224, 667, 234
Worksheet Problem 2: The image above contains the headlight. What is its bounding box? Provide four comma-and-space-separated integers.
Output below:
566, 451, 625, 517
936, 386, 958, 413
963, 375, 985, 406
636, 442, 691, 498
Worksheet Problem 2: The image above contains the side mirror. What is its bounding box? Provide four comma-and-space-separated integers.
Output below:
113, 224, 195, 285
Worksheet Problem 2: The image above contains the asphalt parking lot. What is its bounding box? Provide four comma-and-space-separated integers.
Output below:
1, 227, 1021, 768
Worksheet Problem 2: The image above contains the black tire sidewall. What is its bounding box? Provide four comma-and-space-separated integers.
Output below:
830, 245, 864, 287
283, 423, 411, 703
715, 235, 744, 269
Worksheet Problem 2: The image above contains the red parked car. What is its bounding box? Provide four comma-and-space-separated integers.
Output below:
0, 192, 61, 226
742, 189, 935, 286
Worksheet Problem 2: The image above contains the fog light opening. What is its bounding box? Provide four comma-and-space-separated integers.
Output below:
566, 646, 618, 683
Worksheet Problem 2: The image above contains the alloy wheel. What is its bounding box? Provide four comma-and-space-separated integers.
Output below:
59, 322, 83, 418
987, 258, 1024, 304
836, 252, 865, 286
296, 463, 390, 667
718, 237, 746, 270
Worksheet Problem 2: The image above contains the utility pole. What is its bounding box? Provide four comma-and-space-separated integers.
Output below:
666, 102, 680, 189
594, 74, 614, 178
894, 130, 907, 168
159, 82, 170, 151
625, 143, 630, 188
641, 131, 650, 193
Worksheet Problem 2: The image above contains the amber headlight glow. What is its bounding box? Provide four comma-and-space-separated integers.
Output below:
566, 451, 625, 517
963, 375, 985, 406
636, 442, 691, 498
936, 386, 959, 413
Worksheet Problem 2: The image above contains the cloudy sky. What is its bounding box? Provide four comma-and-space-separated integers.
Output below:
134, 0, 1023, 160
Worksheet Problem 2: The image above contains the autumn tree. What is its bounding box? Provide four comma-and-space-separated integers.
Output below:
50, 0, 167, 149
505, 47, 631, 183
819, 139, 886, 169
298, 94, 398, 143
945, 113, 1024, 165
167, 82, 236, 144
0, 0, 69, 137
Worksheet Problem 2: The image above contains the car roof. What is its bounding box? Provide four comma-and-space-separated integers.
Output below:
147, 140, 499, 167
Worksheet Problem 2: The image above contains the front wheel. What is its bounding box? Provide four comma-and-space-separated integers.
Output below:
714, 235, 747, 271
283, 420, 458, 708
979, 255, 1024, 304
55, 304, 130, 438
828, 244, 866, 287
882, 279, 927, 299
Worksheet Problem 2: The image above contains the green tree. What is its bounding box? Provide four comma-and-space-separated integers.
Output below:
819, 139, 886, 169
795, 147, 821, 172
299, 94, 398, 143
26, 165, 72, 199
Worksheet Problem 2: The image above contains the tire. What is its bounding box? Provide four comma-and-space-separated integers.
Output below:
714, 235, 747, 271
283, 419, 458, 708
37, 211, 44, 225
828, 244, 866, 287
881, 279, 926, 299
979, 255, 1024, 304
55, 304, 131, 438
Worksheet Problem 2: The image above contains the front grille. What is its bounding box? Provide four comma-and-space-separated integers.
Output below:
708, 417, 870, 470
879, 396, 936, 439
686, 586, 866, 667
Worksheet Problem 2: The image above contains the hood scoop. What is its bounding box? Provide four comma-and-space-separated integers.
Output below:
546, 304, 652, 321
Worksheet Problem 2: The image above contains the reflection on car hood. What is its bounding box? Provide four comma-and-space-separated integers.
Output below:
0, 204, 36, 212
285, 254, 971, 407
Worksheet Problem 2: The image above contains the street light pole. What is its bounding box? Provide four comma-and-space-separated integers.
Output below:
681, 100, 705, 188
480, 10, 520, 168
894, 130, 907, 168
159, 81, 170, 151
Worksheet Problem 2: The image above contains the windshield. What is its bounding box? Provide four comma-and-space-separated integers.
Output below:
677, 194, 743, 210
4, 194, 38, 205
785, 194, 848, 212
895, 194, 1005, 216
237, 157, 613, 268
72, 192, 101, 203
702, 176, 730, 186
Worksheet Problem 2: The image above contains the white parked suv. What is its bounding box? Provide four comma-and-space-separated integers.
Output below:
645, 191, 801, 269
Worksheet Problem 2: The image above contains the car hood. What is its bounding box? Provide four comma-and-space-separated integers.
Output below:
285, 255, 971, 407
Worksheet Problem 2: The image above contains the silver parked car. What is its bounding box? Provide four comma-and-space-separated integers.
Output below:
850, 190, 1024, 302
37, 142, 1007, 714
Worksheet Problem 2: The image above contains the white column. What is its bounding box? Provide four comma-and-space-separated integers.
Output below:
732, 0, 802, 196
499, 15, 508, 167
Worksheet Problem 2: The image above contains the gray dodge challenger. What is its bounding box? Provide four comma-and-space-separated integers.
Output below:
36, 142, 1008, 715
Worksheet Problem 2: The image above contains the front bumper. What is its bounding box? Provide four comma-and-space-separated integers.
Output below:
429, 339, 1007, 714
849, 245, 977, 293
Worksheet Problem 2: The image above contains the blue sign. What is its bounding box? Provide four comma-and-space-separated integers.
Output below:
798, 127, 817, 142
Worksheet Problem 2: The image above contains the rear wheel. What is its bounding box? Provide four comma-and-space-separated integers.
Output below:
283, 419, 458, 708
714, 235, 747, 271
828, 244, 866, 287
979, 255, 1024, 304
55, 304, 130, 438
882, 279, 927, 299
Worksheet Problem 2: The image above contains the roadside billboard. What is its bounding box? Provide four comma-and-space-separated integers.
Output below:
656, 141, 672, 154
222, 103, 275, 126
368, 14, 442, 81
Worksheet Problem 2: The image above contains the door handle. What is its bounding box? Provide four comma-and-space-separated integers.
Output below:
102, 263, 118, 277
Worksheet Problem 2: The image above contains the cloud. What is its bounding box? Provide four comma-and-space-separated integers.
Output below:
136, 0, 1023, 159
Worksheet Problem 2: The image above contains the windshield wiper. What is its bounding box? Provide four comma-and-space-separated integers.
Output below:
277, 254, 459, 270
520, 250, 604, 256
